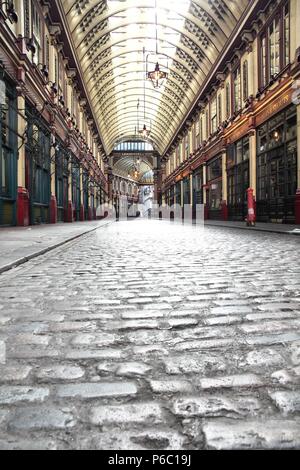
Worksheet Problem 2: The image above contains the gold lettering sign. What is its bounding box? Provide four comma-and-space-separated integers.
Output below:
225, 121, 249, 144
256, 89, 292, 126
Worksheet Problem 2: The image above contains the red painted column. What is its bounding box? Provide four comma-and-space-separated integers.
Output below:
93, 207, 97, 220
66, 200, 74, 223
80, 204, 85, 221
88, 207, 93, 221
17, 187, 30, 226
295, 189, 300, 225
50, 195, 57, 224
221, 200, 228, 221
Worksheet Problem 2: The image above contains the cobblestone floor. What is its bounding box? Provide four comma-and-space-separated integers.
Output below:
0, 219, 300, 450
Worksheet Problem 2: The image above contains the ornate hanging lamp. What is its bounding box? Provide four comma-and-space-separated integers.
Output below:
148, 62, 167, 89
146, 0, 168, 89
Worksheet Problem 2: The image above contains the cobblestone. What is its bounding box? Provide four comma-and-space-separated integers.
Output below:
0, 366, 32, 382
56, 382, 138, 398
269, 391, 300, 414
0, 219, 299, 449
9, 406, 76, 430
0, 438, 57, 450
199, 374, 264, 389
0, 387, 49, 405
90, 403, 164, 425
172, 395, 263, 418
149, 380, 193, 393
35, 365, 85, 381
203, 419, 300, 449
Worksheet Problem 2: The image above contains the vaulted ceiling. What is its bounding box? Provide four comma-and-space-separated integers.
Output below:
61, 0, 250, 155
114, 156, 153, 183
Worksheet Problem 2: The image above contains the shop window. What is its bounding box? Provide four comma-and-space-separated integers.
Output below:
175, 181, 181, 205
196, 173, 202, 191
72, 165, 80, 207
256, 105, 297, 222
0, 147, 10, 196
183, 177, 190, 205
207, 156, 222, 181
286, 110, 297, 141
209, 181, 222, 210
31, 127, 50, 205
258, 124, 268, 152
0, 89, 15, 198
257, 154, 267, 201
286, 140, 297, 197
268, 114, 284, 149
55, 149, 69, 209
227, 137, 249, 167
236, 141, 243, 165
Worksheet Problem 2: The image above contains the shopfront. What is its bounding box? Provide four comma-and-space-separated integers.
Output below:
0, 77, 17, 226
72, 158, 81, 221
227, 136, 250, 221
193, 167, 203, 205
206, 155, 222, 220
183, 176, 190, 205
82, 169, 89, 220
25, 105, 51, 225
256, 105, 297, 223
174, 181, 181, 206
192, 167, 203, 218
55, 143, 69, 222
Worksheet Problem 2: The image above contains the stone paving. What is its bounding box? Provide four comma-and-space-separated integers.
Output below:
0, 219, 300, 450
0, 219, 111, 274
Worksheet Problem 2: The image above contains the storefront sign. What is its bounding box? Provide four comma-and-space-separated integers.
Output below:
225, 120, 250, 145
256, 88, 293, 127
205, 138, 225, 161
182, 169, 190, 178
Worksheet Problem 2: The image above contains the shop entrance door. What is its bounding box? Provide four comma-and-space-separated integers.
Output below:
227, 161, 249, 221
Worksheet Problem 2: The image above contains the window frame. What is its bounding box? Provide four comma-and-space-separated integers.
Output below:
258, 1, 290, 89
232, 64, 241, 113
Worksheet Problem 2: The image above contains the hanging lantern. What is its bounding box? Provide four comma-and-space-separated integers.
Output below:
139, 124, 150, 138
147, 62, 168, 89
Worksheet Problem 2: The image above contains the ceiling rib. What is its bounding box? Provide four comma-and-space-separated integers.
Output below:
61, 0, 250, 161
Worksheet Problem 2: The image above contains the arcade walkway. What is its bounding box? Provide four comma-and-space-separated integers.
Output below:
0, 219, 300, 450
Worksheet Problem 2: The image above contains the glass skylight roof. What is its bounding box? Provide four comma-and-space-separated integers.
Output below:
63, 0, 249, 158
